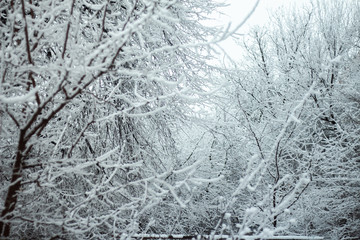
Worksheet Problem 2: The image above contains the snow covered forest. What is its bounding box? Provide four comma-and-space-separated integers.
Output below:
0, 0, 359, 239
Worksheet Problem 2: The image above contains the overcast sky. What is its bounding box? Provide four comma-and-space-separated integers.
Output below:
217, 0, 307, 60
222, 0, 307, 27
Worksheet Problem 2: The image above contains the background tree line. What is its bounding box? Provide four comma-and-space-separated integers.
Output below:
202, 1, 359, 239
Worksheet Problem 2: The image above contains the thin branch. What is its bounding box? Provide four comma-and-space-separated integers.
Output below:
20, 0, 41, 106
62, 0, 76, 59
5, 108, 20, 128
98, 1, 108, 42
20, 0, 32, 65
287, 182, 310, 209
67, 118, 95, 158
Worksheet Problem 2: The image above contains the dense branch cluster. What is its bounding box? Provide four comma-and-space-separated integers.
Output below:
0, 0, 222, 238
205, 1, 360, 239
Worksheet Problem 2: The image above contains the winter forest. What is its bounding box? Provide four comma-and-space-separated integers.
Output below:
0, 0, 359, 239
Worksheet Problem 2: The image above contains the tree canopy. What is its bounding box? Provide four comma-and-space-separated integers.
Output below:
0, 0, 359, 239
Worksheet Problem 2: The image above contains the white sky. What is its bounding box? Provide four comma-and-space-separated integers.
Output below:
217, 0, 307, 61
221, 0, 307, 29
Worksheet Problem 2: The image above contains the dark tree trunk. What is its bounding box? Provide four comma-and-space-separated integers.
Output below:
0, 130, 26, 237
273, 188, 277, 228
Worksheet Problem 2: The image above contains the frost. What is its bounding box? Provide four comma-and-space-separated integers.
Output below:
330, 55, 342, 63
289, 218, 297, 224
247, 184, 256, 191
260, 228, 274, 237
245, 207, 258, 214
0, 88, 38, 104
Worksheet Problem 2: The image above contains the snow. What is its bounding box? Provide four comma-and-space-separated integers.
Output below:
245, 207, 258, 214
330, 55, 342, 63
0, 87, 38, 104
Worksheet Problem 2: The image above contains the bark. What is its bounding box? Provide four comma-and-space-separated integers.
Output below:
0, 130, 26, 237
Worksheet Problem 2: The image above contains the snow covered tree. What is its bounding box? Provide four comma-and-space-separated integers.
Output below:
211, 0, 360, 238
0, 0, 228, 238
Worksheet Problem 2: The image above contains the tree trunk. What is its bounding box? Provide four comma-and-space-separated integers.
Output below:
0, 130, 26, 237
273, 188, 277, 228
